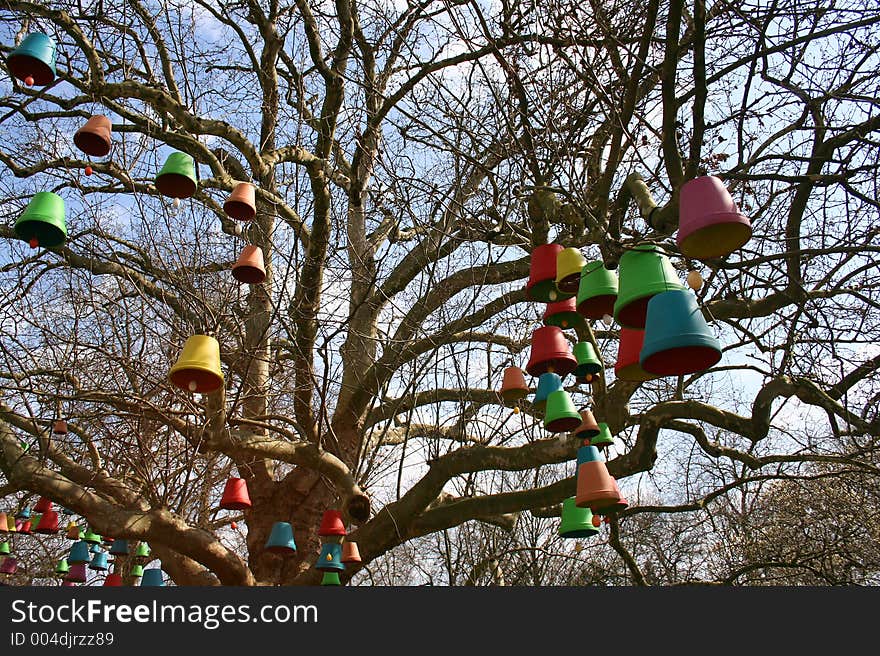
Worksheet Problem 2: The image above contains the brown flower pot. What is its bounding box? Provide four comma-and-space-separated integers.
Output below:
73, 115, 112, 157
223, 182, 256, 221
232, 245, 266, 284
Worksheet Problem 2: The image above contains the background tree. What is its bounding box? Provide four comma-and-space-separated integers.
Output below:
1, 0, 878, 586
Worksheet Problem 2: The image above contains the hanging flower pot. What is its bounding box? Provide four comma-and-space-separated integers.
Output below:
68, 540, 91, 565
589, 422, 614, 450
315, 542, 345, 571
677, 175, 752, 260
224, 182, 256, 221
134, 542, 151, 561
543, 390, 582, 433
318, 510, 347, 537
265, 522, 296, 555
614, 328, 658, 382
0, 556, 18, 575
639, 289, 722, 376
34, 510, 59, 534
577, 260, 618, 320
169, 335, 224, 394
231, 245, 266, 284
498, 367, 529, 406
572, 410, 600, 440
109, 539, 129, 556
33, 497, 52, 513
320, 571, 342, 586
155, 152, 197, 199
531, 372, 563, 413
6, 33, 56, 86
575, 445, 621, 512
542, 297, 581, 330
219, 478, 252, 510
527, 244, 567, 302
14, 192, 67, 249
613, 244, 684, 329
140, 568, 165, 586
555, 247, 587, 295
73, 115, 113, 158
103, 572, 124, 586
341, 541, 362, 564
526, 326, 577, 378
573, 342, 602, 380
558, 497, 599, 539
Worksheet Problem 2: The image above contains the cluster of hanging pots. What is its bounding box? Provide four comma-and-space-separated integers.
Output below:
5, 33, 267, 400
499, 176, 752, 539
0, 497, 159, 586
220, 476, 361, 585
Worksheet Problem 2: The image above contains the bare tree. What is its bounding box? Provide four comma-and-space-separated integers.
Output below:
1, 0, 878, 586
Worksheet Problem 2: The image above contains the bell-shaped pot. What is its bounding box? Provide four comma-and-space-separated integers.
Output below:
589, 422, 614, 449
639, 289, 721, 376
543, 390, 582, 433
65, 563, 88, 583
613, 244, 684, 329
0, 542, 9, 556
55, 558, 70, 575
558, 497, 600, 539
89, 551, 109, 571
527, 244, 567, 302
33, 497, 52, 513
318, 510, 347, 537
543, 296, 581, 330
103, 572, 124, 586
341, 541, 362, 564
498, 366, 529, 405
572, 409, 600, 439
169, 335, 224, 394
532, 372, 563, 413
224, 182, 257, 221
68, 541, 91, 565
6, 33, 56, 86
140, 568, 165, 587
555, 247, 587, 295
220, 477, 252, 510
34, 510, 59, 534
677, 175, 752, 260
575, 445, 621, 512
15, 192, 67, 249
155, 151, 197, 199
232, 245, 266, 284
74, 115, 113, 158
573, 341, 602, 379
614, 328, 658, 382
265, 521, 297, 555
82, 527, 102, 544
577, 261, 618, 320
526, 326, 577, 378
109, 539, 129, 556
134, 542, 151, 560
315, 542, 345, 571
320, 571, 342, 586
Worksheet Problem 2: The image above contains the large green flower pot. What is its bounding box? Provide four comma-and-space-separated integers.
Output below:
155, 151, 197, 198
15, 192, 67, 248
613, 245, 684, 329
